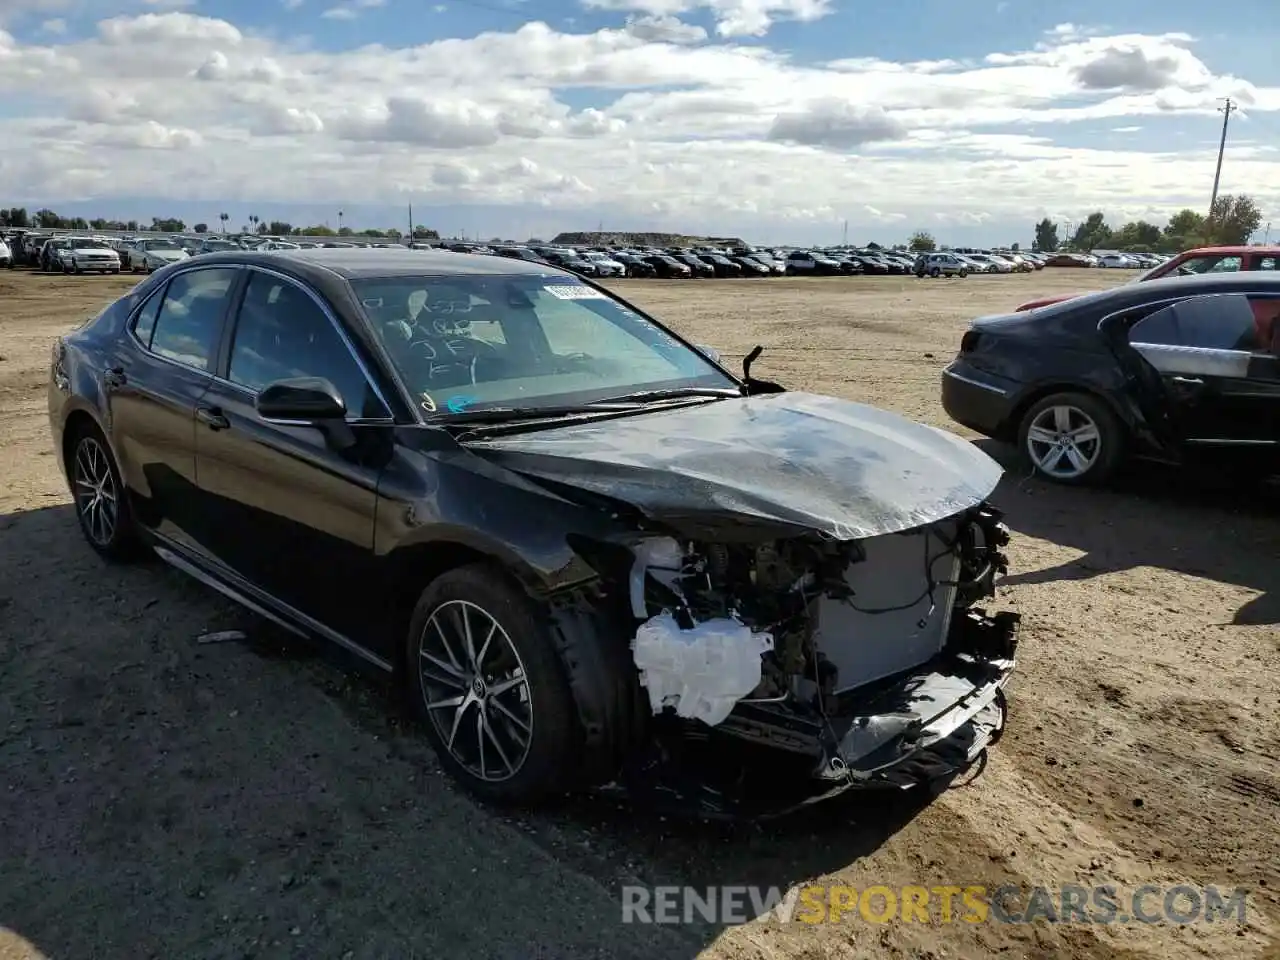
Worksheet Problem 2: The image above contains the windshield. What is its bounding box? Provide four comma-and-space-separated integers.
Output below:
204, 240, 237, 250
71, 238, 108, 249
141, 239, 181, 251
351, 274, 737, 416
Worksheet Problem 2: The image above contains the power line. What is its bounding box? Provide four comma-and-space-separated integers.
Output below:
1207, 97, 1236, 221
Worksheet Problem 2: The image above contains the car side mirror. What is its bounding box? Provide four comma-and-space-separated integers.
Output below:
694, 344, 722, 364
256, 376, 346, 422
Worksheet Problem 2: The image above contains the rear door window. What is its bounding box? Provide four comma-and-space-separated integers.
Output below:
148, 268, 239, 372
1131, 294, 1266, 353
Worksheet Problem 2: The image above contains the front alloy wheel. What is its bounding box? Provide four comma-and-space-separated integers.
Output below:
407, 564, 578, 805
417, 600, 533, 784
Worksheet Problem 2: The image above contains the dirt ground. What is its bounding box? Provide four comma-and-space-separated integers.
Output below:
2, 266, 1278, 960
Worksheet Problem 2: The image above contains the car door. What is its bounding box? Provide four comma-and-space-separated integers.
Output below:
1122, 292, 1280, 448
105, 266, 241, 550
192, 267, 397, 651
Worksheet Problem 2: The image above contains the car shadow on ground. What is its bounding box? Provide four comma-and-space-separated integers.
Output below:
0, 502, 962, 959
976, 439, 1280, 626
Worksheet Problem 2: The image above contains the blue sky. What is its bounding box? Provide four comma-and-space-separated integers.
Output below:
1, 0, 1277, 244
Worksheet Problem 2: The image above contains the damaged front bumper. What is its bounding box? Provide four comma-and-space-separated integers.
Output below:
609, 503, 1021, 820
694, 610, 1019, 816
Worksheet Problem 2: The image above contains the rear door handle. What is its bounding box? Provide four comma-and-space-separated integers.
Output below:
104, 366, 127, 389
196, 406, 230, 430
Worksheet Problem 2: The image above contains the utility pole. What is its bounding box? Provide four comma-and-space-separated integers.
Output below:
1207, 97, 1236, 222
842, 219, 848, 245
408, 203, 413, 243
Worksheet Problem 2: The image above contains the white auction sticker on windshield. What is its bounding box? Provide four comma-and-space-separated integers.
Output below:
544, 284, 608, 300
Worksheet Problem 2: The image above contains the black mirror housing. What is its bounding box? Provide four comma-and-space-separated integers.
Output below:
256, 376, 346, 421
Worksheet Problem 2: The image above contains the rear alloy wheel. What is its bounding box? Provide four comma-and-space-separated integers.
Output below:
407, 565, 578, 805
930, 267, 941, 278
958, 268, 968, 278
70, 427, 143, 560
1018, 392, 1123, 485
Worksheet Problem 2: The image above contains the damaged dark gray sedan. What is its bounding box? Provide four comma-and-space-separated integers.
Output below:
48, 248, 1019, 818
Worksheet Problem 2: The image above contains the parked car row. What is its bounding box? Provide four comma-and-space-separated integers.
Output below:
1, 231, 123, 274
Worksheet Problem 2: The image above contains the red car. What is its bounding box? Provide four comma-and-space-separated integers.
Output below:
1015, 245, 1280, 312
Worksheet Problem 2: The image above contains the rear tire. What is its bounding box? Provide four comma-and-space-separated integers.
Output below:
930, 267, 941, 278
1017, 392, 1125, 486
406, 564, 579, 806
67, 423, 145, 561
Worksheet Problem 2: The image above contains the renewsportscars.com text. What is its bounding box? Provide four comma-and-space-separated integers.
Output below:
621, 883, 1249, 926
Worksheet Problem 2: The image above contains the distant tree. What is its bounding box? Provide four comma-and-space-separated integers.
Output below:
359, 228, 386, 237
1160, 209, 1206, 253
1069, 212, 1112, 252
89, 218, 108, 230
1112, 220, 1163, 251
907, 230, 936, 252
385, 228, 402, 240
266, 221, 293, 235
126, 220, 139, 232
1010, 241, 1020, 252
34, 208, 62, 227
412, 225, 439, 240
337, 226, 354, 237
1206, 194, 1263, 246
69, 217, 89, 230
248, 214, 259, 234
193, 223, 208, 233
1033, 218, 1059, 253
218, 212, 229, 233
151, 217, 186, 232
0, 207, 30, 227
298, 225, 335, 236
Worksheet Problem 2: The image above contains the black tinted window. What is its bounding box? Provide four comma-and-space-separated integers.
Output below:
132, 288, 164, 346
150, 268, 238, 371
228, 273, 382, 418
1130, 294, 1271, 352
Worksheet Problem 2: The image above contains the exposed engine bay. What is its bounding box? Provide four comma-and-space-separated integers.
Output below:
620, 504, 1019, 816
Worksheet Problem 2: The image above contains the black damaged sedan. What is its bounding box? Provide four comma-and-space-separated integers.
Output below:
49, 248, 1018, 818
941, 271, 1280, 486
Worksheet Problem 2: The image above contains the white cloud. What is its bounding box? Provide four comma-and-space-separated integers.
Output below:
581, 0, 831, 38
0, 11, 1278, 241
623, 14, 705, 43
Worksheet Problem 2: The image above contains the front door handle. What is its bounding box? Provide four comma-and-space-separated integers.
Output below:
196, 406, 230, 430
104, 366, 127, 389
1171, 376, 1204, 386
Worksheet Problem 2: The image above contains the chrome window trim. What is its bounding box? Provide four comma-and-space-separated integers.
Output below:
225, 264, 396, 422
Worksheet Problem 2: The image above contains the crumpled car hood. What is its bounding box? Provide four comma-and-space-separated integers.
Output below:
465, 392, 1003, 539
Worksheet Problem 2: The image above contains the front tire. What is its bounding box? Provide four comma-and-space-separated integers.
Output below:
1017, 392, 1124, 486
68, 424, 144, 561
929, 267, 941, 278
406, 564, 579, 806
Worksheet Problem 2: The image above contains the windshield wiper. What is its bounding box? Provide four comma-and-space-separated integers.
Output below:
426, 403, 639, 426
588, 386, 742, 405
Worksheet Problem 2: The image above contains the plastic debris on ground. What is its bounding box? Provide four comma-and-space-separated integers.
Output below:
631, 612, 773, 727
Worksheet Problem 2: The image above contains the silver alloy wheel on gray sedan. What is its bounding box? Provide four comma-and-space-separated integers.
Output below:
417, 599, 534, 783
73, 435, 118, 546
1024, 404, 1101, 480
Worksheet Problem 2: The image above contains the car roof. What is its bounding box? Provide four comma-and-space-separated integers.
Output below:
1037, 268, 1280, 319
186, 247, 572, 280
1182, 245, 1280, 256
